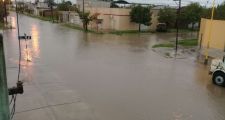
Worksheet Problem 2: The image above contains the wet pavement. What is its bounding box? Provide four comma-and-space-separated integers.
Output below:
3, 13, 225, 120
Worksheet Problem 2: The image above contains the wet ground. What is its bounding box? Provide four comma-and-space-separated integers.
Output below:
3, 13, 225, 120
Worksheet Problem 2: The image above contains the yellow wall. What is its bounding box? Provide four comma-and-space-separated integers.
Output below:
199, 18, 225, 50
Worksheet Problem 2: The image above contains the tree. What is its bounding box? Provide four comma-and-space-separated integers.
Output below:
45, 0, 55, 22
215, 2, 225, 20
130, 5, 152, 32
57, 1, 73, 11
180, 3, 203, 29
0, 0, 9, 23
201, 7, 211, 19
0, 2, 4, 23
158, 7, 176, 28
76, 9, 99, 31
65, 1, 72, 5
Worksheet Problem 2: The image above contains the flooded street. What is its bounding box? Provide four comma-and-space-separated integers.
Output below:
4, 13, 225, 120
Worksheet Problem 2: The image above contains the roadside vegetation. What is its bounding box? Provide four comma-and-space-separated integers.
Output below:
130, 5, 152, 32
152, 39, 198, 48
109, 30, 152, 35
152, 43, 174, 48
157, 2, 225, 32
0, 1, 6, 29
178, 39, 198, 46
24, 13, 56, 22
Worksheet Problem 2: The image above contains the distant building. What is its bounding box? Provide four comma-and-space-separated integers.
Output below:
58, 6, 162, 32
34, 2, 50, 16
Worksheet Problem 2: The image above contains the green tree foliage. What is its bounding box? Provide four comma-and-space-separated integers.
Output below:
130, 5, 152, 32
0, 2, 4, 22
45, 0, 55, 22
201, 7, 211, 19
76, 9, 99, 31
45, 0, 55, 6
215, 2, 225, 20
0, 1, 9, 23
180, 3, 203, 29
57, 1, 73, 11
158, 7, 176, 28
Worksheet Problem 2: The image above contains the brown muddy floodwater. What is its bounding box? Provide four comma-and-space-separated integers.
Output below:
3, 13, 225, 120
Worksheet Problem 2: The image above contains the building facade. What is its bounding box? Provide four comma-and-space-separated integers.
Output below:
59, 7, 160, 31
199, 18, 225, 51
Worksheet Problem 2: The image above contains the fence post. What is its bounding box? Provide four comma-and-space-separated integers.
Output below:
0, 33, 10, 120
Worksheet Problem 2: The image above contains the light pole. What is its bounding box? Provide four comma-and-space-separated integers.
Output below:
174, 0, 181, 56
83, 0, 84, 13
82, 0, 85, 29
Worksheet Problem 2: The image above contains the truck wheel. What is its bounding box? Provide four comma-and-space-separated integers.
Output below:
213, 71, 225, 86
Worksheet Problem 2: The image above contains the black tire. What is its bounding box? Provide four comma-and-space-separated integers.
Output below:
212, 71, 225, 87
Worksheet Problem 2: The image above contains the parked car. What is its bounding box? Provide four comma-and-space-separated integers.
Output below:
209, 57, 225, 87
156, 23, 167, 32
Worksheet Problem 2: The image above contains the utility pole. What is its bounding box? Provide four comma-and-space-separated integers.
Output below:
82, 0, 84, 13
82, 0, 85, 29
51, 5, 54, 23
174, 0, 181, 56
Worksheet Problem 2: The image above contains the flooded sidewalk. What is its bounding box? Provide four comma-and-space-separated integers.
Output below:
3, 13, 225, 120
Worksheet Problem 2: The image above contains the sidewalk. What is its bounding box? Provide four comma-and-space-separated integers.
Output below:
200, 48, 225, 58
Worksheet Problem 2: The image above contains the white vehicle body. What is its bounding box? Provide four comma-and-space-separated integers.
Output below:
210, 59, 225, 73
210, 59, 225, 86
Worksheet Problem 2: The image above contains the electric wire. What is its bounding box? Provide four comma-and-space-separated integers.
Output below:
9, 95, 15, 105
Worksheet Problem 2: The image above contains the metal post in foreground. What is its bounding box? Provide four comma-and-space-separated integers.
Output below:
174, 0, 181, 56
0, 34, 10, 120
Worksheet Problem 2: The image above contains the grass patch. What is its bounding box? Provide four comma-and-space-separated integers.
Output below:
152, 43, 175, 48
109, 30, 152, 35
152, 39, 198, 48
178, 39, 198, 46
62, 23, 83, 30
168, 29, 198, 33
24, 13, 57, 22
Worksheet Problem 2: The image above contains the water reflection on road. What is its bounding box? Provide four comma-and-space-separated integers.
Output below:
4, 13, 225, 120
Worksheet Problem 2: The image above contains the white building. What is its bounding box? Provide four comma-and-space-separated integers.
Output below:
33, 2, 50, 16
